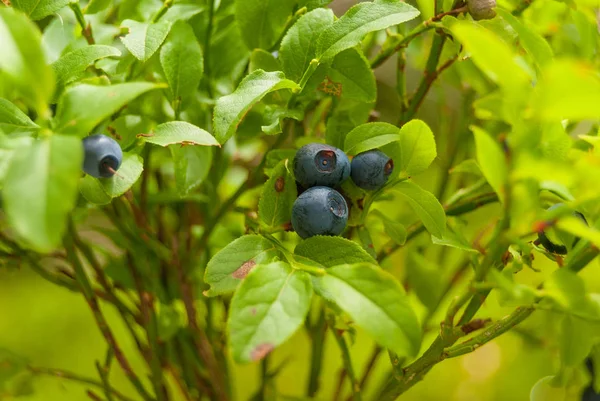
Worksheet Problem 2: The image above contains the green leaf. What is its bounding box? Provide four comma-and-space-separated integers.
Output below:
431, 225, 478, 254
391, 181, 446, 238
315, 0, 420, 60
213, 70, 300, 144
120, 19, 172, 62
294, 236, 376, 267
54, 82, 161, 137
313, 263, 421, 357
249, 49, 282, 73
496, 9, 553, 71
533, 60, 600, 121
449, 159, 482, 176
0, 7, 54, 114
372, 210, 407, 245
51, 45, 121, 88
544, 269, 600, 320
0, 348, 28, 384
160, 21, 203, 106
398, 119, 437, 176
344, 122, 400, 156
327, 48, 376, 102
556, 216, 600, 249
280, 8, 334, 82
0, 98, 39, 133
530, 376, 567, 401
171, 145, 212, 197
79, 153, 144, 204
449, 20, 530, 90
203, 235, 280, 296
234, 0, 297, 50
3, 135, 82, 252
11, 0, 70, 20
258, 159, 297, 229
405, 251, 443, 310
228, 261, 313, 363
559, 315, 597, 368
0, 136, 33, 185
84, 0, 112, 14
472, 126, 507, 203
145, 121, 219, 147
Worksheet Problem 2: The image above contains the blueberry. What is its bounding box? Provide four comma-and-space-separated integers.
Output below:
82, 134, 123, 178
291, 186, 348, 239
536, 203, 588, 255
293, 143, 350, 188
350, 149, 394, 191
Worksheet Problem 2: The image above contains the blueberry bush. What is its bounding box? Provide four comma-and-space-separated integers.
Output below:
1, 0, 600, 400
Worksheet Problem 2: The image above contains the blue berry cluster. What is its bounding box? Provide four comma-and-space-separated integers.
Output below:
81, 134, 123, 178
291, 143, 394, 239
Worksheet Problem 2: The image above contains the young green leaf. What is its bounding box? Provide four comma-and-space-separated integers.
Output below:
313, 263, 421, 357
315, 1, 420, 60
0, 137, 33, 185
472, 126, 507, 203
533, 60, 600, 121
171, 145, 212, 196
0, 98, 39, 133
398, 119, 437, 176
11, 0, 70, 20
328, 48, 376, 103
258, 159, 297, 229
449, 21, 530, 90
145, 121, 219, 147
0, 8, 54, 114
529, 376, 567, 401
496, 9, 553, 71
344, 122, 400, 156
120, 19, 172, 62
294, 236, 376, 267
228, 261, 313, 363
51, 45, 122, 89
160, 20, 203, 106
234, 0, 297, 51
203, 235, 280, 296
79, 153, 144, 204
391, 181, 446, 238
249, 49, 282, 73
544, 269, 600, 321
3, 135, 82, 252
371, 210, 407, 245
213, 70, 300, 144
54, 82, 162, 137
405, 251, 443, 310
280, 8, 334, 82
559, 315, 598, 368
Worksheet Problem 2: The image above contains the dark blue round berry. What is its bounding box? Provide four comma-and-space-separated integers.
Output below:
291, 186, 348, 239
293, 143, 350, 188
350, 150, 394, 191
82, 134, 123, 178
537, 203, 588, 255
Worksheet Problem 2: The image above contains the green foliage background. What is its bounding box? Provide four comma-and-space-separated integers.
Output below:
1, 0, 600, 400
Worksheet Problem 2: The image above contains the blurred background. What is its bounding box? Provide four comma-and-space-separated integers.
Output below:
2, 0, 599, 400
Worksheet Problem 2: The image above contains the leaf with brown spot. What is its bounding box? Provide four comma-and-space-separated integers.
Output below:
258, 159, 297, 229
232, 260, 257, 279
203, 235, 280, 296
228, 261, 313, 363
250, 343, 274, 361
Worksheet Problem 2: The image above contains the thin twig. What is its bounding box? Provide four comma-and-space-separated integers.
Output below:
69, 2, 95, 45
329, 317, 361, 401
65, 233, 154, 401
28, 366, 136, 401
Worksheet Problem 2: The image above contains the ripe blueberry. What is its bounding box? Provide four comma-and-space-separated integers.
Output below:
293, 143, 350, 188
350, 149, 394, 191
536, 203, 588, 255
291, 186, 348, 239
82, 134, 123, 178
